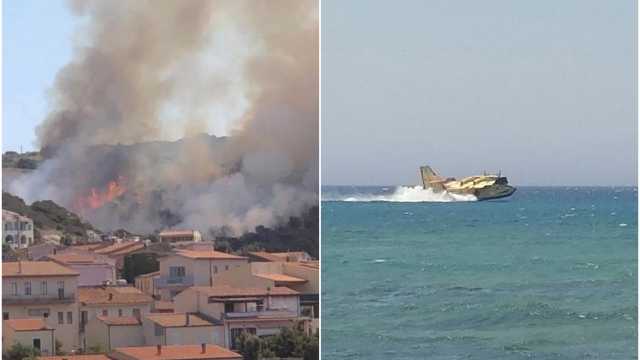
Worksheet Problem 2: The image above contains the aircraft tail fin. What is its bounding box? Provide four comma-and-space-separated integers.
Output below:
420, 165, 445, 191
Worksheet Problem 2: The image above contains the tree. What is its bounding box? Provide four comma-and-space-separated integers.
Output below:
2, 343, 40, 360
302, 334, 319, 360
55, 340, 66, 356
237, 332, 261, 360
267, 327, 300, 357
121, 253, 159, 283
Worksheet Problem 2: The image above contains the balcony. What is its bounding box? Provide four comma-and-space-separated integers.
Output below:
3, 294, 76, 305
223, 309, 298, 320
153, 275, 194, 288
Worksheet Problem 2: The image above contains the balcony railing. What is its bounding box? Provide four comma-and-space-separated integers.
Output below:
224, 309, 298, 320
153, 275, 194, 288
3, 294, 76, 305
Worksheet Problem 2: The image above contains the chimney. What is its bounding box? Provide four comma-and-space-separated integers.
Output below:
186, 313, 190, 326
201, 344, 206, 353
156, 345, 161, 355
17, 261, 22, 274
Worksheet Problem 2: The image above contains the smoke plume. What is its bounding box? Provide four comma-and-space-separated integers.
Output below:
9, 0, 318, 236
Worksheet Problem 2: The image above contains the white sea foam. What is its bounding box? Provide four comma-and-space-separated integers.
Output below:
340, 186, 477, 203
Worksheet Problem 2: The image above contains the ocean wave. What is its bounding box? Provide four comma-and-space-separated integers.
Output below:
333, 186, 477, 203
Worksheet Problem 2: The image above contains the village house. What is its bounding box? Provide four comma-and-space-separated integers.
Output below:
93, 242, 146, 271
85, 316, 144, 351
158, 229, 202, 244
27, 241, 63, 260
108, 344, 242, 360
3, 318, 56, 355
36, 344, 242, 360
134, 271, 160, 298
174, 285, 302, 349
60, 242, 146, 275
215, 259, 320, 331
2, 261, 80, 352
2, 210, 34, 249
78, 285, 153, 350
48, 252, 116, 287
154, 250, 248, 301
142, 313, 222, 347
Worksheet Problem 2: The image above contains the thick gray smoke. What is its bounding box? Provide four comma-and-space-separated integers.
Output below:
9, 0, 318, 236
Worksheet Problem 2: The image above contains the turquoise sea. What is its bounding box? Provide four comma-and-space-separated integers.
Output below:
322, 186, 637, 359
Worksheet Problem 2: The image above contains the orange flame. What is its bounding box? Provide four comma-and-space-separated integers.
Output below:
74, 176, 127, 211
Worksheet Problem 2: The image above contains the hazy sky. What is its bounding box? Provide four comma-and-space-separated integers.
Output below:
3, 0, 75, 152
322, 0, 637, 186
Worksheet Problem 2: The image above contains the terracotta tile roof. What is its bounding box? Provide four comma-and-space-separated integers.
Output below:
2, 261, 79, 278
4, 318, 51, 331
68, 244, 105, 251
109, 243, 145, 256
96, 315, 141, 326
78, 286, 153, 306
255, 273, 308, 283
176, 250, 246, 260
38, 356, 111, 360
111, 344, 242, 360
49, 253, 108, 265
146, 313, 214, 328
190, 285, 299, 298
94, 242, 143, 255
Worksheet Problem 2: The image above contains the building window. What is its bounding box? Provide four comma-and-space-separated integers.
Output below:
67, 312, 73, 324
224, 302, 234, 313
58, 312, 64, 325
102, 309, 108, 316
132, 308, 141, 319
118, 309, 123, 317
24, 281, 31, 296
154, 324, 163, 336
3, 312, 8, 320
225, 265, 229, 271
40, 281, 47, 296
213, 266, 218, 274
11, 282, 17, 296
32, 338, 41, 351
20, 235, 27, 244
169, 266, 185, 278
57, 281, 65, 299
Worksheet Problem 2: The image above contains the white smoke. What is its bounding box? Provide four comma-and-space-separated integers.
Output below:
7, 0, 318, 237
340, 186, 477, 202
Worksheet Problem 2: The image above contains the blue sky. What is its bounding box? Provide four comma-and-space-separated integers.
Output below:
3, 0, 75, 152
322, 0, 637, 186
